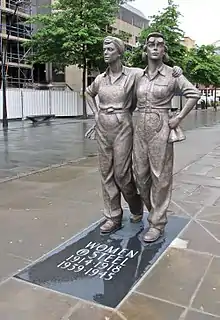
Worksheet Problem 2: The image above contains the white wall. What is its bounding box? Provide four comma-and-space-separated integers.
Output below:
0, 89, 93, 120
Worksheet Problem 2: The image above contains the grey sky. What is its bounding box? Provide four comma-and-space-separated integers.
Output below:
133, 0, 220, 45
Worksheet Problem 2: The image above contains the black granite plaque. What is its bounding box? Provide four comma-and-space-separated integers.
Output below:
15, 211, 188, 308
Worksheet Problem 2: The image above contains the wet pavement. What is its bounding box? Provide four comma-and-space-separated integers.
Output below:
0, 109, 219, 181
0, 119, 220, 318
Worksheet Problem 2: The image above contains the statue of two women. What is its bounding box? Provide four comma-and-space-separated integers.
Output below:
86, 33, 201, 243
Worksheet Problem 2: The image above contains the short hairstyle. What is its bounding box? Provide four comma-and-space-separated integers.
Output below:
103, 36, 125, 55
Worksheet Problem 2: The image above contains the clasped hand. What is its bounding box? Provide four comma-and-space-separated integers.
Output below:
168, 116, 181, 129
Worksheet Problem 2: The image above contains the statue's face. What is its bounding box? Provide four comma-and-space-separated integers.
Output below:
146, 36, 165, 61
103, 42, 120, 64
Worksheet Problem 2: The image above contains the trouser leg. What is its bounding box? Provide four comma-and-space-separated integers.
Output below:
147, 112, 173, 231
96, 115, 122, 219
133, 117, 152, 213
148, 141, 173, 231
113, 114, 143, 216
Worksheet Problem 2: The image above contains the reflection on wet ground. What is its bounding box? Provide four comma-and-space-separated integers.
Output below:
0, 109, 219, 180
15, 210, 188, 308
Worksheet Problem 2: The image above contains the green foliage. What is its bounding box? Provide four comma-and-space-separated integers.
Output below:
25, 0, 121, 68
125, 0, 187, 68
183, 45, 220, 86
24, 0, 132, 117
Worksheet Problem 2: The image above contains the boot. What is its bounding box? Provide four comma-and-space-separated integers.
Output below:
143, 227, 163, 243
100, 217, 122, 234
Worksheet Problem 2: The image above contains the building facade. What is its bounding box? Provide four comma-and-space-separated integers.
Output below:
181, 36, 196, 50
0, 0, 33, 87
0, 0, 55, 88
213, 40, 220, 55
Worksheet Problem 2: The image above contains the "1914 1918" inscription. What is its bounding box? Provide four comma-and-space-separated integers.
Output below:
57, 241, 139, 281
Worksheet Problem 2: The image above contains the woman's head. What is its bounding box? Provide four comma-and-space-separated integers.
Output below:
103, 36, 125, 64
142, 32, 169, 63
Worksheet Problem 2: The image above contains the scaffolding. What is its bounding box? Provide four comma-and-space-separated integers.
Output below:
0, 0, 34, 88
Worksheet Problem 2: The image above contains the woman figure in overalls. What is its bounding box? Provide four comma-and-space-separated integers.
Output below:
133, 32, 201, 243
86, 36, 143, 234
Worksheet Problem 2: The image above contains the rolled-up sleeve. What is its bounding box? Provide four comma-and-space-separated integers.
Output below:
86, 74, 102, 98
175, 75, 201, 99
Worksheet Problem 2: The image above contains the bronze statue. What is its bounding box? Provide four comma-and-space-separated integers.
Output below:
133, 32, 201, 243
86, 36, 143, 234
86, 36, 182, 235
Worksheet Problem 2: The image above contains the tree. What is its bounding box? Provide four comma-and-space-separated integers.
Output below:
25, 0, 131, 118
183, 45, 220, 107
125, 0, 186, 69
183, 45, 220, 86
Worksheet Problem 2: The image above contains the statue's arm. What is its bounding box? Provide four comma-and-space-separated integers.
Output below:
85, 75, 101, 118
175, 75, 201, 121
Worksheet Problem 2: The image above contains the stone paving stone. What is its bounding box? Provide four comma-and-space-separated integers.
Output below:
0, 278, 79, 320
185, 310, 220, 319
113, 293, 185, 320
174, 174, 220, 189
68, 303, 119, 320
182, 164, 214, 176
213, 196, 220, 206
192, 257, 220, 317
22, 165, 94, 183
183, 185, 220, 206
198, 221, 220, 241
70, 155, 99, 168
168, 200, 203, 218
0, 253, 30, 282
136, 248, 211, 306
197, 206, 220, 224
180, 221, 220, 256
207, 167, 220, 179
171, 184, 199, 202
0, 200, 103, 262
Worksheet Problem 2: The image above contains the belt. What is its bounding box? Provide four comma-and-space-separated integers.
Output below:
99, 107, 129, 114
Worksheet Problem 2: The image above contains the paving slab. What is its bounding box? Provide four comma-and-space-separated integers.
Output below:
114, 293, 185, 320
180, 221, 220, 256
192, 257, 220, 317
0, 278, 78, 320
136, 248, 211, 306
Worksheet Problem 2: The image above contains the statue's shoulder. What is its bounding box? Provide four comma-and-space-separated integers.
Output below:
127, 67, 144, 75
92, 72, 105, 84
125, 67, 144, 81
96, 72, 105, 79
163, 64, 174, 74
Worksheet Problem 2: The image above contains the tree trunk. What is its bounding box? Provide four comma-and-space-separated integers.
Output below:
82, 45, 87, 119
